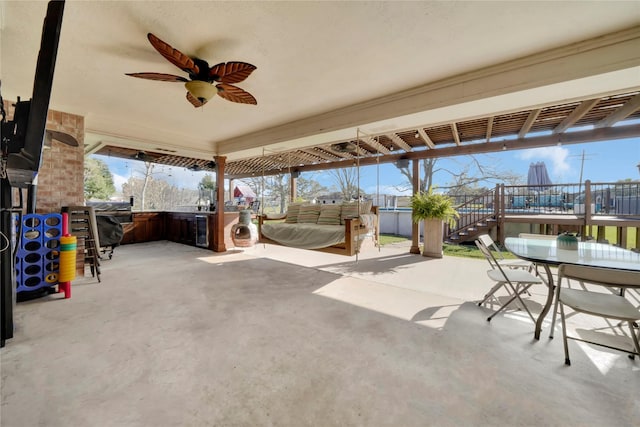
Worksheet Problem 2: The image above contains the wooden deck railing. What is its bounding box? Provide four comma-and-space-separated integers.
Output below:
444, 180, 640, 248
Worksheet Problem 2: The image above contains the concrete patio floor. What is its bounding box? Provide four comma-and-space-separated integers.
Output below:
1, 240, 639, 426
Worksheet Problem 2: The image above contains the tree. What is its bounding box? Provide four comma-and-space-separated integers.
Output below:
198, 174, 216, 191
197, 174, 216, 206
139, 162, 154, 210
246, 174, 289, 213
246, 174, 328, 213
122, 175, 198, 211
84, 157, 115, 200
296, 176, 328, 201
328, 166, 364, 200
396, 158, 437, 193
395, 156, 521, 194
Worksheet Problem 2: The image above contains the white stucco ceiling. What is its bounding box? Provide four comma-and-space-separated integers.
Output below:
2, 1, 640, 161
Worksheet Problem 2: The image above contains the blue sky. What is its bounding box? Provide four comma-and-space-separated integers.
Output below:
354, 136, 640, 196
95, 136, 639, 198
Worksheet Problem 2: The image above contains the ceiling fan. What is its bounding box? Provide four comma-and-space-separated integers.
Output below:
126, 33, 257, 108
131, 151, 154, 162
44, 130, 78, 148
188, 161, 216, 171
330, 142, 357, 153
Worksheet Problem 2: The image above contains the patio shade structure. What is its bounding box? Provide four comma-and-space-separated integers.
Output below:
527, 162, 553, 191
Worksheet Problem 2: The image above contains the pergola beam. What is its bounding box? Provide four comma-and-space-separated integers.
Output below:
360, 137, 391, 155
83, 140, 105, 156
595, 93, 640, 128
326, 146, 354, 159
518, 109, 541, 138
450, 123, 461, 146
417, 128, 435, 149
553, 98, 600, 134
228, 124, 640, 178
300, 148, 339, 161
386, 133, 413, 152
485, 116, 494, 143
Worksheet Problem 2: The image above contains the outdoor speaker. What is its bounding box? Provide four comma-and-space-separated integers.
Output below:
395, 159, 410, 168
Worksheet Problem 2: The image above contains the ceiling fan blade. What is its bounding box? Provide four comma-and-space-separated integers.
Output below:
209, 62, 256, 84
147, 33, 199, 75
186, 92, 207, 108
126, 72, 188, 82
216, 83, 257, 105
45, 130, 79, 147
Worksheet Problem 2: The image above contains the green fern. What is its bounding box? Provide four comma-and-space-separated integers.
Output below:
410, 187, 459, 228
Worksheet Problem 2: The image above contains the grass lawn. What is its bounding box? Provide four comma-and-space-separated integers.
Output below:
601, 227, 637, 249
378, 234, 409, 246
442, 243, 487, 259
379, 234, 488, 259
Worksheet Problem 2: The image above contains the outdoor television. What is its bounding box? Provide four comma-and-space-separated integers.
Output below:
5, 1, 65, 187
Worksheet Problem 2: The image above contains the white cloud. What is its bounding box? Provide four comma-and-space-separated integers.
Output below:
516, 146, 571, 180
113, 173, 128, 192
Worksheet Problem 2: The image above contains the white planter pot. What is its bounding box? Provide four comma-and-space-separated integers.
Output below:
422, 218, 444, 258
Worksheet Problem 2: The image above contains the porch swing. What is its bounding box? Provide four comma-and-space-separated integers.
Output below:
257, 129, 380, 257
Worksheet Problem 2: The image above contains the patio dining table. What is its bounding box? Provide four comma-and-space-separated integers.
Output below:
504, 237, 640, 339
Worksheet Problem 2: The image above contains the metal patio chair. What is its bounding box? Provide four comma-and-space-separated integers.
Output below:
475, 239, 544, 323
551, 264, 640, 365
476, 234, 533, 271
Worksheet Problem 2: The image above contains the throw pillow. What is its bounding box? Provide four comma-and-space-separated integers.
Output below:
317, 204, 342, 225
284, 204, 302, 223
359, 200, 373, 214
297, 204, 321, 223
340, 203, 359, 225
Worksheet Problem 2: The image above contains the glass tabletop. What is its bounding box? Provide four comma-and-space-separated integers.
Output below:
504, 237, 640, 271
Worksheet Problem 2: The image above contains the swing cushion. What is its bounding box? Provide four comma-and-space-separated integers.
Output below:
261, 223, 347, 249
298, 204, 321, 223
317, 204, 342, 225
285, 204, 302, 224
340, 203, 360, 225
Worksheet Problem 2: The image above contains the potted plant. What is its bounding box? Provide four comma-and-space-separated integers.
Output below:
410, 187, 459, 258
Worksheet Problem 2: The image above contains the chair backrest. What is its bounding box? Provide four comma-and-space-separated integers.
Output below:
477, 234, 505, 260
476, 239, 513, 282
475, 239, 498, 269
558, 264, 640, 289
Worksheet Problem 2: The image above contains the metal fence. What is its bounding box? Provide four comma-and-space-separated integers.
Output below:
450, 181, 640, 217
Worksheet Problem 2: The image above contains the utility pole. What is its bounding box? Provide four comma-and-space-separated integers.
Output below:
570, 149, 595, 195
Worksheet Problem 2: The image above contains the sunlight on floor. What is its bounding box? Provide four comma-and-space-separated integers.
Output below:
313, 276, 463, 330
197, 252, 250, 265
578, 342, 626, 375
571, 326, 640, 374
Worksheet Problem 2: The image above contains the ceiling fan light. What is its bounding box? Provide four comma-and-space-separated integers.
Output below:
185, 80, 217, 102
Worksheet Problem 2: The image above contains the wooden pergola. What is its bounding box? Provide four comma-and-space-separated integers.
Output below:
94, 90, 640, 179
93, 90, 640, 254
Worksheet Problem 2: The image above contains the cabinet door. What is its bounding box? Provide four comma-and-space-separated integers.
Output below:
166, 216, 179, 242
133, 220, 148, 243
146, 214, 165, 241
120, 223, 135, 244
184, 218, 196, 245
